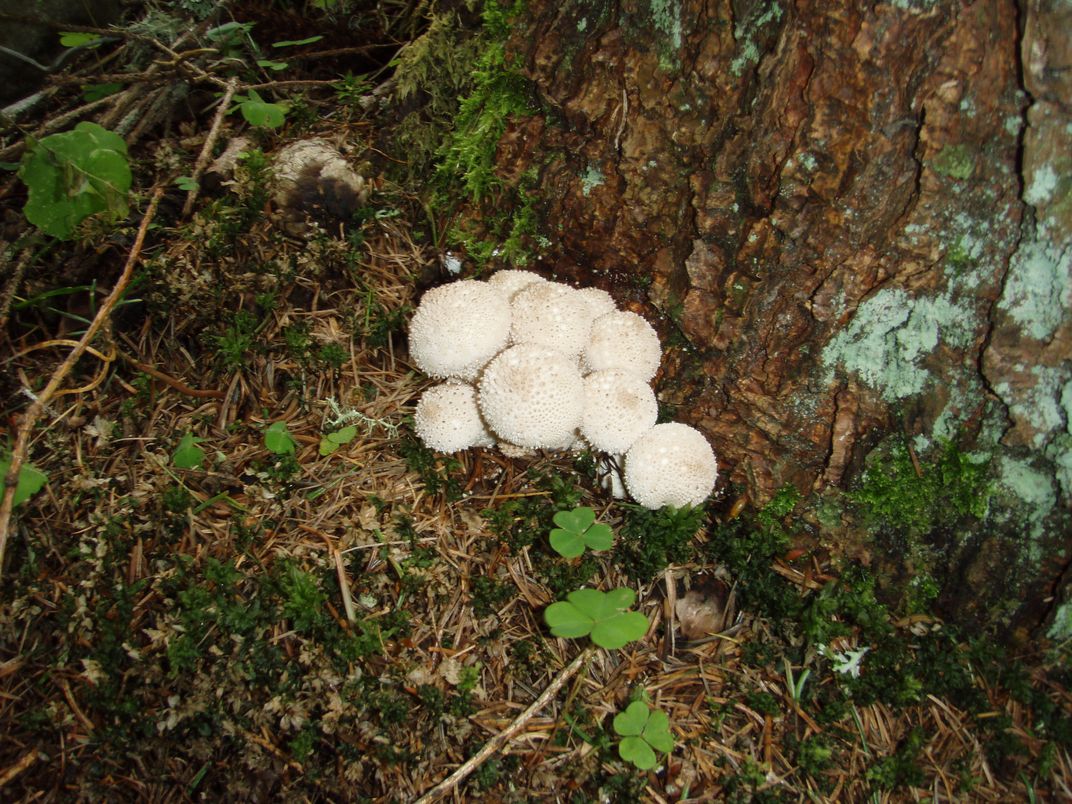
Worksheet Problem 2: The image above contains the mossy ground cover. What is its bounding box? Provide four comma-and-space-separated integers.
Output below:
1, 1, 1069, 800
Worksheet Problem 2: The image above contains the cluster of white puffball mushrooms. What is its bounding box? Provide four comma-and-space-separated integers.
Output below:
408, 270, 718, 509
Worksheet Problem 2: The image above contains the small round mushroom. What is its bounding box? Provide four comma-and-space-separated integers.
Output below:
414, 382, 495, 452
584, 310, 663, 381
576, 287, 617, 320
623, 423, 718, 509
581, 369, 658, 454
486, 269, 547, 299
510, 281, 595, 358
408, 280, 512, 380
478, 344, 585, 449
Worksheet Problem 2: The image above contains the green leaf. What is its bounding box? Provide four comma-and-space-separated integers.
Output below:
612, 701, 649, 737
256, 59, 289, 71
590, 610, 648, 649
549, 528, 584, 559
544, 587, 648, 649
318, 425, 357, 456
584, 522, 613, 551
553, 506, 595, 533
618, 735, 657, 770
60, 32, 103, 47
273, 35, 324, 47
543, 600, 593, 638
264, 421, 297, 455
172, 432, 205, 469
613, 701, 674, 769
174, 176, 198, 191
81, 82, 124, 102
233, 91, 288, 129
643, 709, 675, 753
0, 456, 48, 507
18, 122, 131, 240
549, 507, 613, 557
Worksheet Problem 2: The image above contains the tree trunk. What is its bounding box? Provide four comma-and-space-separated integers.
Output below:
495, 0, 1071, 635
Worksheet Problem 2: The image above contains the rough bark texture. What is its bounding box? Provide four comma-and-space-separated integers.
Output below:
499, 0, 1071, 634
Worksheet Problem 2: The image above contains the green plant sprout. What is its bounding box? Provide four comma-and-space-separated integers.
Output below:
613, 700, 675, 770
231, 90, 288, 129
264, 421, 297, 455
319, 426, 357, 456
18, 122, 132, 239
0, 455, 48, 507
544, 588, 648, 649
172, 433, 205, 469
549, 506, 612, 558
784, 658, 811, 705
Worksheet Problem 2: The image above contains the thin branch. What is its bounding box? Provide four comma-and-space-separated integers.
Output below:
0, 186, 164, 574
413, 646, 595, 804
182, 76, 238, 217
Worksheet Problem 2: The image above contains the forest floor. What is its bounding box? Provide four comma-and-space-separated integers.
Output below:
1, 2, 1070, 802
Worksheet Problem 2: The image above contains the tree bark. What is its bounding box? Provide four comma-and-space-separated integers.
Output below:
499, 0, 1071, 634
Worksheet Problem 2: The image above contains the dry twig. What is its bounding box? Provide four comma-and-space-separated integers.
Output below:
414, 647, 596, 803
0, 186, 164, 573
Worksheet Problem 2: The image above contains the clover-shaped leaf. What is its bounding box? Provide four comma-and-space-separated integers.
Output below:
549, 506, 613, 558
264, 421, 297, 455
613, 700, 675, 770
172, 432, 205, 469
232, 90, 288, 129
318, 425, 357, 456
544, 587, 648, 649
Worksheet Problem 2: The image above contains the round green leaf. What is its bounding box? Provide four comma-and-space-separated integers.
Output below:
264, 421, 296, 455
584, 522, 613, 551
590, 610, 649, 649
618, 735, 657, 770
612, 700, 650, 737
553, 506, 595, 533
328, 425, 358, 445
544, 600, 594, 638
603, 587, 637, 610
643, 709, 675, 753
172, 433, 205, 469
549, 528, 584, 558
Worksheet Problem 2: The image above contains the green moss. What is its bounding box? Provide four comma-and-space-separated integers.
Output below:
851, 438, 991, 534
931, 145, 976, 180
614, 503, 707, 581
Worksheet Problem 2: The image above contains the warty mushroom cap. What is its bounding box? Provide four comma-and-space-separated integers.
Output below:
510, 281, 596, 358
581, 369, 658, 454
486, 269, 547, 299
414, 381, 496, 452
584, 310, 662, 381
576, 287, 618, 320
478, 344, 585, 449
623, 422, 718, 509
408, 280, 512, 380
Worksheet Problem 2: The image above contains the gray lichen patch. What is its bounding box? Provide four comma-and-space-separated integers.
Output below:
821, 288, 977, 402
997, 238, 1071, 342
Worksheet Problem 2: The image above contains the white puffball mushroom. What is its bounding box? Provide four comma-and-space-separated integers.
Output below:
581, 369, 658, 454
576, 287, 618, 320
408, 280, 511, 380
478, 344, 585, 449
486, 269, 547, 299
624, 423, 718, 509
585, 310, 662, 381
414, 382, 495, 452
510, 281, 596, 358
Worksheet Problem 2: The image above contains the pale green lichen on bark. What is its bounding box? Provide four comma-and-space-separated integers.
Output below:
821, 288, 976, 402
994, 456, 1057, 562
997, 239, 1071, 341
730, 2, 783, 77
